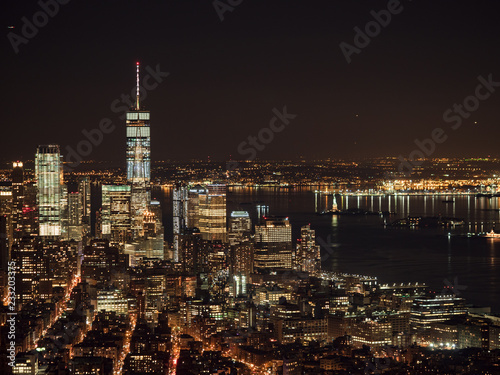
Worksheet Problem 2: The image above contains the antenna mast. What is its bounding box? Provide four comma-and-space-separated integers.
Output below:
136, 62, 140, 110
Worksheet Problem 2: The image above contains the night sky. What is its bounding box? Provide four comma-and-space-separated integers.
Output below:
3, 0, 500, 165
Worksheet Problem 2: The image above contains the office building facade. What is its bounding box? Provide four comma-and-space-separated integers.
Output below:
35, 145, 63, 238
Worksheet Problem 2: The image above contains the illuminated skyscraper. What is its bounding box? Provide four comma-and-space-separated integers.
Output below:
173, 185, 188, 263
0, 187, 12, 250
173, 184, 208, 262
228, 211, 251, 246
21, 182, 38, 238
411, 294, 467, 341
61, 184, 69, 240
296, 224, 321, 274
231, 240, 253, 296
78, 176, 92, 237
198, 184, 227, 242
101, 185, 132, 245
141, 200, 165, 259
82, 239, 120, 283
186, 185, 207, 227
68, 192, 83, 241
126, 62, 151, 239
229, 211, 253, 296
35, 145, 63, 238
0, 215, 8, 300
12, 161, 24, 241
254, 216, 293, 270
180, 227, 202, 273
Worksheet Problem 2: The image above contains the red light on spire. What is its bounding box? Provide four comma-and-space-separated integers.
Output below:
136, 61, 140, 65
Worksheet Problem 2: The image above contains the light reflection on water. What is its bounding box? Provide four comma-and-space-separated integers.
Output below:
157, 186, 500, 312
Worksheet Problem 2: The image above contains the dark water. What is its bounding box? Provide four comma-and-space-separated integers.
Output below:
154, 186, 500, 312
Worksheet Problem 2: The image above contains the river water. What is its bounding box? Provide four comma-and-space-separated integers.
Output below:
156, 186, 500, 312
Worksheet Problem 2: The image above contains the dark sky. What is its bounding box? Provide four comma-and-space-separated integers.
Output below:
3, 0, 500, 165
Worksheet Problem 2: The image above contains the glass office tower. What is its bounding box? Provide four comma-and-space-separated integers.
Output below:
35, 145, 63, 238
198, 184, 227, 242
296, 224, 321, 274
78, 176, 92, 237
12, 161, 24, 241
101, 185, 132, 245
172, 185, 188, 262
126, 63, 151, 239
254, 216, 293, 270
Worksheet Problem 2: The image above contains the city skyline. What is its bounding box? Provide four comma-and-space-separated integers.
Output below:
3, 1, 500, 374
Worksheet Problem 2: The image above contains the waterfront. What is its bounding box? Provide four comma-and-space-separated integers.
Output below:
158, 186, 500, 312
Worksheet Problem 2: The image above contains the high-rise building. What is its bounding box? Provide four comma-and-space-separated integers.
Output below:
186, 185, 207, 229
78, 176, 92, 237
9, 239, 77, 307
173, 185, 188, 262
0, 187, 13, 250
173, 184, 213, 262
12, 238, 41, 308
97, 286, 128, 314
101, 185, 132, 245
12, 161, 24, 241
60, 183, 69, 240
254, 216, 293, 270
296, 224, 321, 274
68, 192, 83, 241
11, 352, 38, 375
411, 294, 467, 342
35, 145, 63, 238
141, 200, 165, 259
126, 63, 151, 240
231, 241, 253, 296
198, 184, 227, 242
180, 228, 202, 273
229, 211, 253, 296
82, 239, 121, 283
350, 319, 392, 348
21, 182, 38, 238
202, 240, 230, 299
228, 211, 252, 246
39, 241, 78, 298
95, 208, 103, 238
0, 215, 9, 301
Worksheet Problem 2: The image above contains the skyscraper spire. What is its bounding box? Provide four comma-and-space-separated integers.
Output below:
126, 62, 151, 241
136, 62, 140, 110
